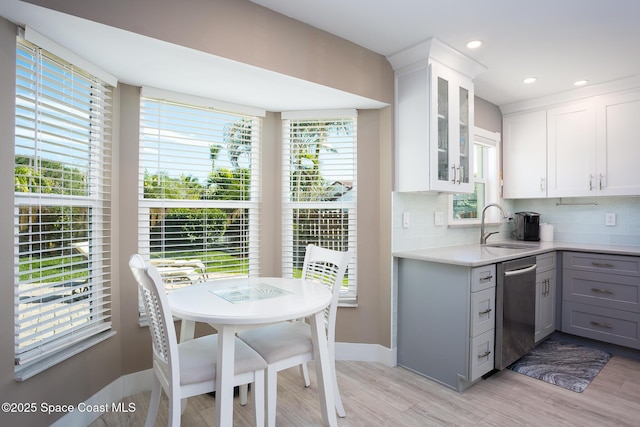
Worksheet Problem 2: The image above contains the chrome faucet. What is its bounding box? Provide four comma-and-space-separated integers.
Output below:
480, 203, 509, 244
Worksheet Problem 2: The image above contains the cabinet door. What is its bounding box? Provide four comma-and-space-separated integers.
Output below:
471, 287, 495, 337
547, 100, 597, 197
535, 268, 556, 343
429, 61, 474, 193
503, 110, 547, 198
596, 90, 640, 196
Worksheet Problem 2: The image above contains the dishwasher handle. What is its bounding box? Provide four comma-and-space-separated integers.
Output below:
504, 264, 537, 276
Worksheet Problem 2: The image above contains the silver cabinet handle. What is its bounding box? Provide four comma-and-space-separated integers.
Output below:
479, 308, 492, 316
478, 350, 491, 358
599, 173, 605, 190
590, 321, 613, 329
479, 275, 493, 283
591, 288, 614, 295
589, 174, 594, 191
451, 164, 457, 183
592, 262, 615, 268
540, 177, 545, 192
504, 264, 537, 276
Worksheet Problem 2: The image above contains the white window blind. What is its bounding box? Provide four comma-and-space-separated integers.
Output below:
282, 111, 357, 303
14, 39, 113, 377
138, 94, 261, 296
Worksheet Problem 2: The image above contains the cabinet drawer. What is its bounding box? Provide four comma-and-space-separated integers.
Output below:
470, 287, 495, 337
469, 329, 495, 381
471, 264, 496, 292
563, 252, 640, 276
536, 252, 556, 273
563, 270, 640, 312
561, 301, 640, 349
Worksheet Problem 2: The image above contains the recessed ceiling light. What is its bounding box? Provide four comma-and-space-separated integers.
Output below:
574, 80, 589, 86
523, 77, 537, 84
466, 40, 483, 49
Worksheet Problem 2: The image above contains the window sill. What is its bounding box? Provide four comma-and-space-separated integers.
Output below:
15, 331, 117, 381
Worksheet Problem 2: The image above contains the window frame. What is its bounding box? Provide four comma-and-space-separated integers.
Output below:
136, 89, 264, 315
448, 127, 501, 225
14, 37, 114, 380
281, 110, 358, 304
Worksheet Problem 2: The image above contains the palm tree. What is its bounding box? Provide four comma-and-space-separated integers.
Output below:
289, 120, 351, 201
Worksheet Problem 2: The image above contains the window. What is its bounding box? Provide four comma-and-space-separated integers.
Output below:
14, 39, 113, 379
450, 128, 501, 224
281, 111, 357, 303
138, 89, 263, 300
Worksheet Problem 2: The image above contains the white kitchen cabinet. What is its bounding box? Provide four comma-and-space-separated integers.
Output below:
397, 259, 495, 391
395, 61, 474, 193
390, 38, 485, 194
502, 110, 547, 198
430, 61, 475, 193
547, 100, 597, 197
535, 252, 556, 342
595, 90, 640, 196
503, 88, 640, 199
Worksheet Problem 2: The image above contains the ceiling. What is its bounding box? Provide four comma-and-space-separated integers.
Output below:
251, 0, 640, 107
1, 0, 639, 110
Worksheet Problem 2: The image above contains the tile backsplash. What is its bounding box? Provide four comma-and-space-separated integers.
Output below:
512, 197, 640, 246
393, 192, 640, 252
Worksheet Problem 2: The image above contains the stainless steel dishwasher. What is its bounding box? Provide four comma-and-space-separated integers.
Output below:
495, 256, 537, 370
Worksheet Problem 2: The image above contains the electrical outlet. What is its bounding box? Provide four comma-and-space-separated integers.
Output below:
605, 213, 616, 226
402, 212, 410, 228
434, 211, 444, 226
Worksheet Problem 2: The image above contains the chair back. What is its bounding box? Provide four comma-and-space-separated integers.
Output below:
129, 254, 180, 388
301, 245, 353, 342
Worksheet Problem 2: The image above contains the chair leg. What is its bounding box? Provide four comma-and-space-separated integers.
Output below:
144, 377, 162, 427
332, 361, 346, 418
300, 362, 311, 387
329, 344, 346, 417
169, 391, 182, 427
253, 372, 265, 427
239, 383, 248, 406
265, 367, 279, 427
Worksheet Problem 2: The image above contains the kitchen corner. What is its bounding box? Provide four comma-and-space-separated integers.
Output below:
394, 221, 640, 392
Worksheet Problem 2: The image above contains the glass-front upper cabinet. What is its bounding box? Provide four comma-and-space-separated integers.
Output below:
391, 37, 483, 193
430, 61, 474, 193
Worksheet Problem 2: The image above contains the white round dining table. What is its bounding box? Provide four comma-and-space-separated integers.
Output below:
167, 277, 337, 427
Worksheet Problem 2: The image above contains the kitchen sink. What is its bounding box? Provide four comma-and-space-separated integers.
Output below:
484, 243, 536, 249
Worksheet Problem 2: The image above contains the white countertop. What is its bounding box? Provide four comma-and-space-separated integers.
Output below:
393, 241, 640, 267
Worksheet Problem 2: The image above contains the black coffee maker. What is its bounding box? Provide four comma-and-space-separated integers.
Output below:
514, 212, 540, 241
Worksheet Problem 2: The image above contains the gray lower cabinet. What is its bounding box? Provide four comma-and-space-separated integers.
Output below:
535, 252, 556, 342
562, 252, 640, 349
397, 258, 495, 391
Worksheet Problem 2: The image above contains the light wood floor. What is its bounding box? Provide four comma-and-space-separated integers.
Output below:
90, 355, 640, 426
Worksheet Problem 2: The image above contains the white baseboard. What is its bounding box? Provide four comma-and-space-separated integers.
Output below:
336, 342, 397, 367
50, 369, 153, 427
51, 343, 395, 426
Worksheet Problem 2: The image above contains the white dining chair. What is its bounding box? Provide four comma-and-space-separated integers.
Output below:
237, 244, 353, 426
129, 254, 267, 427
